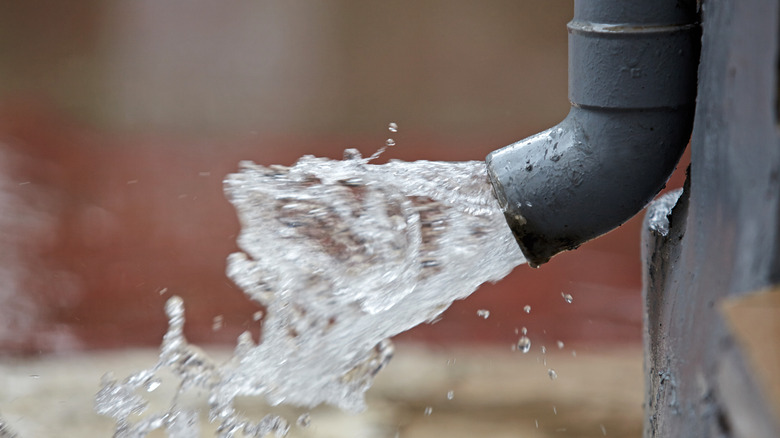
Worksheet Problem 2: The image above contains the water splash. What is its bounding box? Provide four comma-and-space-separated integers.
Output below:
222, 152, 523, 410
96, 151, 525, 435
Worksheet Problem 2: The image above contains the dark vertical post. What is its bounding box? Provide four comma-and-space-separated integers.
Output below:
642, 0, 780, 436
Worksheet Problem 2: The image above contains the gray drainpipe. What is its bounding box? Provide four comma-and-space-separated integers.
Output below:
486, 0, 700, 267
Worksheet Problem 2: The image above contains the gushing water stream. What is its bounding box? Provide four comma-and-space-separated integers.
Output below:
96, 150, 525, 437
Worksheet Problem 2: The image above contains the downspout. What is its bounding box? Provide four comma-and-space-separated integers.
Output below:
486, 0, 700, 267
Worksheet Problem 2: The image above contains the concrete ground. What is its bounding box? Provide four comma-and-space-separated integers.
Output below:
0, 344, 642, 437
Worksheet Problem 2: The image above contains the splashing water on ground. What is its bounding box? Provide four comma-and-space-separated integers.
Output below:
96, 149, 525, 436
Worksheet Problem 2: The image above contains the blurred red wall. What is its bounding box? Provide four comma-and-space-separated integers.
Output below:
0, 103, 689, 354
0, 1, 689, 354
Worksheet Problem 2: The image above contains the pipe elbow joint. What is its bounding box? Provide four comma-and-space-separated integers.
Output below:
487, 0, 700, 267
487, 105, 695, 267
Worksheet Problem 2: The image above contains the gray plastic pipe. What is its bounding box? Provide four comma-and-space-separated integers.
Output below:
486, 0, 700, 267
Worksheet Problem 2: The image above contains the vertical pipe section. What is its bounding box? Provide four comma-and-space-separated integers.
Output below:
486, 0, 699, 267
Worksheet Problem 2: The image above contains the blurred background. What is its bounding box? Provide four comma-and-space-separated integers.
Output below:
0, 1, 688, 436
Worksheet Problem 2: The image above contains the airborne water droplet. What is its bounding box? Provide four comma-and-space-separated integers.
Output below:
424, 406, 433, 416
344, 148, 362, 160
557, 340, 564, 349
447, 390, 454, 400
388, 122, 398, 133
548, 369, 558, 380
476, 309, 490, 319
296, 413, 311, 428
212, 315, 224, 331
523, 305, 531, 313
386, 138, 396, 147
541, 346, 547, 354
521, 326, 527, 335
562, 293, 573, 303
517, 336, 531, 353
